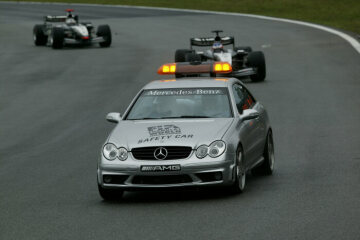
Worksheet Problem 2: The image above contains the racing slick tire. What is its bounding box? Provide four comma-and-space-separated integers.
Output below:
185, 52, 201, 62
175, 49, 194, 62
33, 24, 47, 46
98, 184, 124, 201
51, 28, 64, 49
174, 49, 194, 78
229, 145, 246, 194
252, 130, 275, 175
97, 25, 112, 47
247, 51, 266, 82
234, 46, 252, 53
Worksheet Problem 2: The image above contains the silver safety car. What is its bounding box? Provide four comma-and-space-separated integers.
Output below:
97, 62, 274, 200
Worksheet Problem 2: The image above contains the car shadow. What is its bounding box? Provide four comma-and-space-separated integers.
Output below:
33, 44, 109, 51
99, 173, 273, 205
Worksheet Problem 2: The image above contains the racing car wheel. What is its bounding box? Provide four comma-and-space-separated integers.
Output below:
185, 52, 201, 62
247, 51, 266, 82
97, 25, 112, 47
52, 28, 64, 49
175, 49, 194, 62
33, 25, 47, 46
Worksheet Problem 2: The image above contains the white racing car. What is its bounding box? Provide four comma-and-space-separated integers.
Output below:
33, 9, 111, 49
175, 30, 266, 82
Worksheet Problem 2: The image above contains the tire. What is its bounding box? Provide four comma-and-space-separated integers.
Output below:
185, 52, 201, 62
252, 130, 275, 175
247, 51, 266, 82
51, 28, 64, 49
175, 49, 193, 62
229, 145, 246, 194
33, 24, 47, 46
98, 184, 124, 201
97, 25, 112, 47
234, 46, 252, 53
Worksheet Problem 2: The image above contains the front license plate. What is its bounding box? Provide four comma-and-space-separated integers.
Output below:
140, 165, 181, 172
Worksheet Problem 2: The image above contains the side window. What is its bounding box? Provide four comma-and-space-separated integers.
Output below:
232, 84, 245, 113
241, 87, 256, 110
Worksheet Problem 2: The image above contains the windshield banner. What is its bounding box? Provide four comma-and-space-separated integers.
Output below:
144, 88, 226, 96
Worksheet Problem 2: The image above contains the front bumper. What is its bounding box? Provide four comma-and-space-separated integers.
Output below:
98, 151, 236, 190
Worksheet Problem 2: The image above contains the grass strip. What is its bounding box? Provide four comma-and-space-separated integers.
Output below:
3, 0, 360, 34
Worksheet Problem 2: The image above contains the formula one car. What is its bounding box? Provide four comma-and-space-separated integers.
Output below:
33, 9, 111, 49
174, 30, 266, 82
97, 61, 274, 200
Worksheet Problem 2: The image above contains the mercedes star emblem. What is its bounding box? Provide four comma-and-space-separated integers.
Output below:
154, 147, 168, 160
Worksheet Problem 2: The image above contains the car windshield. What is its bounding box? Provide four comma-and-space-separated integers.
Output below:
126, 88, 233, 120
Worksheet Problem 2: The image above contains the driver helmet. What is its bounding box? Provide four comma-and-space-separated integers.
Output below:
212, 41, 223, 50
67, 10, 73, 18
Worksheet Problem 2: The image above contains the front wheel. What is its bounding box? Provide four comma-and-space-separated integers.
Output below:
51, 28, 64, 49
229, 146, 246, 194
33, 24, 47, 46
247, 51, 266, 82
97, 25, 112, 47
98, 184, 124, 201
252, 130, 275, 175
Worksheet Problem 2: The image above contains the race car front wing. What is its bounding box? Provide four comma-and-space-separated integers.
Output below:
64, 36, 106, 44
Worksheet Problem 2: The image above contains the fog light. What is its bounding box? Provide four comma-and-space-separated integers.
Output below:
103, 175, 112, 183
214, 172, 222, 181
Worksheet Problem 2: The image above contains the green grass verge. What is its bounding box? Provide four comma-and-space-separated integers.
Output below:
4, 0, 360, 34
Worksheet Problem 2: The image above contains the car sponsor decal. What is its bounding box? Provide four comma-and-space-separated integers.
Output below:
140, 165, 181, 172
138, 124, 193, 144
148, 125, 181, 136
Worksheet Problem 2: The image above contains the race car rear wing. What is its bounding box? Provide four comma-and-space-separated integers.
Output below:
190, 36, 235, 49
44, 16, 67, 23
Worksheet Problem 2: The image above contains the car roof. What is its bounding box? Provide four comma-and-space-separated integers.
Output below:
143, 77, 239, 89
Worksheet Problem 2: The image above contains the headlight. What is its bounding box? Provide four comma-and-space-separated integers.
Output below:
103, 143, 128, 161
208, 141, 226, 158
103, 143, 118, 160
118, 147, 128, 161
196, 145, 208, 159
195, 141, 226, 159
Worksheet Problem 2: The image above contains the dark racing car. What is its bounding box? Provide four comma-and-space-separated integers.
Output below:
174, 30, 266, 82
33, 9, 111, 49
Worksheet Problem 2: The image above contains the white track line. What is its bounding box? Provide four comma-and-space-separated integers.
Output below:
3, 1, 360, 54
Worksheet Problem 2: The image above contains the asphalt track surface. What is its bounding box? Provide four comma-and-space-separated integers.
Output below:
1, 2, 360, 240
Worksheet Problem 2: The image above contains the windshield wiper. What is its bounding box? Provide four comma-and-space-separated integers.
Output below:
128, 118, 157, 120
129, 116, 210, 120
163, 115, 210, 119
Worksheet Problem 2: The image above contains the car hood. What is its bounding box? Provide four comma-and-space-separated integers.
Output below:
108, 119, 233, 150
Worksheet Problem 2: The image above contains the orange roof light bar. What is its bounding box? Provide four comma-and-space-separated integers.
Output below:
213, 62, 232, 74
159, 79, 176, 82
158, 63, 176, 75
157, 61, 232, 75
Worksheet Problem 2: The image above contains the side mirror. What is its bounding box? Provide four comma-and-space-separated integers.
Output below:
106, 112, 121, 123
240, 109, 260, 121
